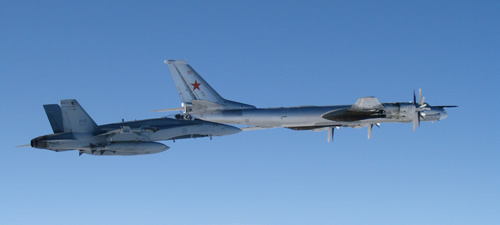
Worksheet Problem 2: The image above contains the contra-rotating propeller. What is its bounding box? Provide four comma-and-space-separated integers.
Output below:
412, 88, 430, 131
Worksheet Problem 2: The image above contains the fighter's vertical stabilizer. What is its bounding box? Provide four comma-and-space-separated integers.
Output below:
43, 104, 64, 133
164, 60, 255, 111
60, 99, 99, 133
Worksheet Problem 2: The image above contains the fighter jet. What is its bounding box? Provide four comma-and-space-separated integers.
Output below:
29, 99, 241, 156
158, 60, 456, 141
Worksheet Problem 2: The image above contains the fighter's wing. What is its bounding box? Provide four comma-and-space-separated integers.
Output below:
321, 97, 385, 122
98, 126, 153, 142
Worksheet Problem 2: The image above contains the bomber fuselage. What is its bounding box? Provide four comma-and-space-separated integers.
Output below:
190, 103, 448, 129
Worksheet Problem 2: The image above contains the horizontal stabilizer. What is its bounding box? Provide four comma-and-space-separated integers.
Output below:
152, 107, 185, 112
43, 104, 64, 133
191, 100, 226, 111
191, 99, 255, 111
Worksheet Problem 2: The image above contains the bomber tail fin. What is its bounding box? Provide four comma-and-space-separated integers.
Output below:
60, 99, 100, 133
165, 60, 224, 104
43, 104, 64, 133
164, 60, 255, 112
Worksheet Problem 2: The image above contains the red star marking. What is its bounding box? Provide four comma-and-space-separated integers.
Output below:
191, 80, 201, 91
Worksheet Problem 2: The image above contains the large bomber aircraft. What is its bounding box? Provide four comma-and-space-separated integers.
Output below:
29, 99, 240, 156
159, 60, 456, 141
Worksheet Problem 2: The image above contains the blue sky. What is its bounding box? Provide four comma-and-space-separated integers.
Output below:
1, 0, 499, 224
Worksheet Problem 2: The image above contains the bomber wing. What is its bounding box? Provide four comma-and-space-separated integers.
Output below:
351, 96, 384, 110
321, 97, 386, 122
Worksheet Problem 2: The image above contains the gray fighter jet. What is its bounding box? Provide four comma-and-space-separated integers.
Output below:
159, 60, 456, 141
30, 99, 241, 156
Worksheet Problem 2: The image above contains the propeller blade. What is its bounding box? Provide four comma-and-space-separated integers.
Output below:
413, 90, 417, 105
418, 111, 421, 126
418, 88, 423, 105
413, 116, 418, 132
411, 89, 423, 131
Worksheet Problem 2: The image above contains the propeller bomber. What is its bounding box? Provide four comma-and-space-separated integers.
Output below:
159, 60, 457, 141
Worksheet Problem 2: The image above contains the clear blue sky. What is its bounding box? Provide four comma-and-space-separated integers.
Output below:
1, 1, 499, 224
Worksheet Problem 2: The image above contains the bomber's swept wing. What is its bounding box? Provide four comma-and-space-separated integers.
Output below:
351, 97, 384, 110
321, 97, 385, 122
